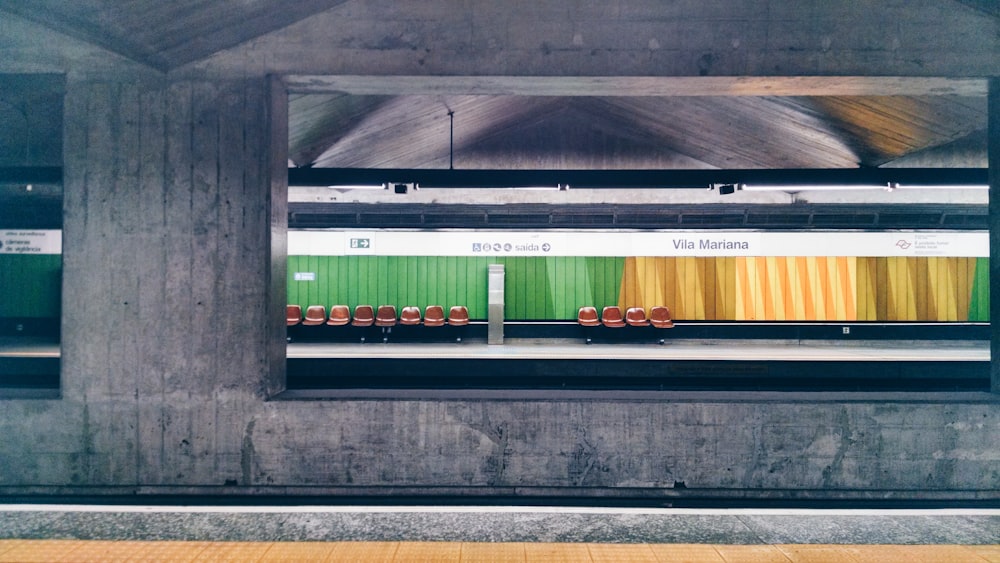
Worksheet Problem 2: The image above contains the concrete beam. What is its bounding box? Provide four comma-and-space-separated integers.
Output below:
285, 75, 988, 97
265, 75, 289, 397
189, 0, 1000, 79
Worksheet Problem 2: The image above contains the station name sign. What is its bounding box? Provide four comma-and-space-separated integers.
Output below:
671, 237, 750, 251
290, 230, 987, 258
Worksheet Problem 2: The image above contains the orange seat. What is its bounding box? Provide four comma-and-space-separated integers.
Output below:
375, 305, 397, 327
327, 304, 351, 326
423, 305, 446, 327
577, 306, 600, 327
351, 305, 374, 327
399, 306, 422, 326
286, 305, 302, 326
302, 305, 326, 326
601, 306, 625, 328
448, 305, 470, 342
625, 307, 649, 327
447, 306, 469, 327
650, 306, 675, 329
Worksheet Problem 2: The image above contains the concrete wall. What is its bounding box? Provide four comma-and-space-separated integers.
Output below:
185, 0, 1000, 78
0, 2, 998, 500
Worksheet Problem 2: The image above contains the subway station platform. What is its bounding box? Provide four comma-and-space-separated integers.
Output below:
284, 338, 991, 395
0, 505, 997, 562
2, 336, 987, 362
287, 338, 990, 362
1, 336, 992, 395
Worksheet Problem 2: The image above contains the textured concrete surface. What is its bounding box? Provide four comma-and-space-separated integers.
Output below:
0, 507, 997, 544
189, 0, 1000, 78
0, 2, 998, 501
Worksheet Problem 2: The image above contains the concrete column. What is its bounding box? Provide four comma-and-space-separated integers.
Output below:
990, 78, 1000, 393
488, 264, 505, 345
265, 75, 289, 397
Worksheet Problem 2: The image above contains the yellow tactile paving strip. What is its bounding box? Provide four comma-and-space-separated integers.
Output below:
0, 541, 997, 562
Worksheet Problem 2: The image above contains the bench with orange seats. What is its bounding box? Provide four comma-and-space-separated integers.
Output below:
578, 305, 675, 344
289, 303, 472, 343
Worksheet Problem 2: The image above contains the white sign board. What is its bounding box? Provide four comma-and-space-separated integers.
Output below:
0, 230, 62, 255
288, 230, 987, 258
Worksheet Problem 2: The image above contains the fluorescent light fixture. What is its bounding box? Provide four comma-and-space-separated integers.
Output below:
742, 183, 987, 192
894, 184, 989, 190
741, 184, 891, 191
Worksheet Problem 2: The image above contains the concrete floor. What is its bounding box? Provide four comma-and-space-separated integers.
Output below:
287, 339, 990, 361
1, 505, 996, 543
1, 337, 989, 362
0, 505, 997, 562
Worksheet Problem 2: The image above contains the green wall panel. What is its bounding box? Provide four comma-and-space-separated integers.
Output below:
969, 257, 990, 322
287, 255, 625, 320
0, 254, 62, 318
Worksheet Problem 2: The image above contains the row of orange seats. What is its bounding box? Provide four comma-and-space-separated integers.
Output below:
577, 305, 675, 329
288, 305, 470, 328
578, 306, 675, 344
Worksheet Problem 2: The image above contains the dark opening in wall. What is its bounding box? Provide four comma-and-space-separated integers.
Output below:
0, 74, 65, 394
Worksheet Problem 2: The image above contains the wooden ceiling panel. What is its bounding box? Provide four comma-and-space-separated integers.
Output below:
579, 97, 863, 168
289, 93, 393, 167
292, 93, 988, 171
310, 96, 564, 168
881, 129, 988, 168
453, 102, 717, 170
792, 96, 987, 166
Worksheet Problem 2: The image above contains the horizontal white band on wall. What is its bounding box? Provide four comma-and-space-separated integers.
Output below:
9, 229, 984, 258
289, 230, 988, 258
0, 230, 62, 255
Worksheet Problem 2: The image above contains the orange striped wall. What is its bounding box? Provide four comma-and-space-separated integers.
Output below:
620, 256, 986, 322
856, 257, 982, 321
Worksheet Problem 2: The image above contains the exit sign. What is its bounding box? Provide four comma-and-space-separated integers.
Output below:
350, 238, 371, 249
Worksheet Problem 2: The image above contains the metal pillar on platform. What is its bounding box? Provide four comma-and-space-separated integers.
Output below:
488, 264, 505, 345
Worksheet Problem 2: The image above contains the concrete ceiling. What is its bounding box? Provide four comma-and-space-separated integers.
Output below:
0, 0, 991, 172
955, 0, 1000, 19
0, 0, 349, 71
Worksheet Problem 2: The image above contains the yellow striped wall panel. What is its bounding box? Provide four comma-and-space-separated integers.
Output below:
620, 256, 983, 322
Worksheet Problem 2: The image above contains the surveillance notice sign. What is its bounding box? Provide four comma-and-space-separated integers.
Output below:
0, 230, 61, 254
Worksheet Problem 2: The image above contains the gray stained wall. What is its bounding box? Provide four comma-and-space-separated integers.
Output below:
1, 1, 998, 499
